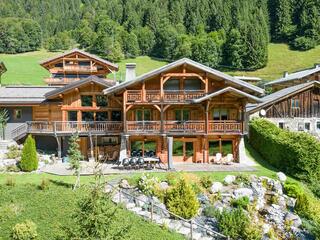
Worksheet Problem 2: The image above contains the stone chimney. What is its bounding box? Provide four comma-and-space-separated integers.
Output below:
283, 71, 289, 78
125, 63, 136, 81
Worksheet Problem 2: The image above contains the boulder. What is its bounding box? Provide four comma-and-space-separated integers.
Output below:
119, 179, 131, 189
210, 182, 223, 193
273, 180, 283, 194
159, 181, 169, 190
135, 194, 149, 207
197, 194, 210, 204
262, 223, 272, 234
285, 212, 302, 227
224, 175, 236, 185
233, 188, 253, 199
286, 197, 296, 209
276, 172, 287, 182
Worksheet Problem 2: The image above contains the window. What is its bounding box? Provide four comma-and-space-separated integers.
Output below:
81, 95, 93, 107
317, 122, 320, 130
279, 122, 284, 129
111, 111, 121, 121
164, 79, 180, 90
291, 99, 299, 108
96, 112, 108, 121
82, 112, 94, 121
184, 79, 201, 90
130, 140, 156, 157
305, 122, 310, 131
68, 111, 77, 121
136, 109, 151, 121
185, 142, 194, 157
96, 95, 108, 107
213, 109, 228, 120
14, 109, 22, 120
173, 141, 183, 156
175, 109, 190, 121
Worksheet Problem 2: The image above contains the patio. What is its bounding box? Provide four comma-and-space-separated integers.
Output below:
41, 161, 257, 176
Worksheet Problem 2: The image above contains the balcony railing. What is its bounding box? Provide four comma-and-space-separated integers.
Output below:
127, 90, 205, 103
26, 121, 123, 134
45, 77, 80, 85
127, 121, 161, 132
50, 66, 98, 73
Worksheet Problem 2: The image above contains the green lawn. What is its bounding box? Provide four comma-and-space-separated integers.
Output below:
228, 43, 320, 80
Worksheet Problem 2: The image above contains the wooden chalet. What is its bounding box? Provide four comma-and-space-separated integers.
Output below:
0, 51, 265, 163
247, 81, 320, 134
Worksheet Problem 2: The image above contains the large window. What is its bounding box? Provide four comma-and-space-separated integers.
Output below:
130, 140, 156, 157
96, 95, 108, 107
82, 112, 94, 121
68, 111, 77, 121
184, 79, 201, 90
209, 140, 233, 157
81, 95, 93, 107
96, 112, 108, 121
175, 109, 190, 121
173, 141, 194, 158
173, 141, 184, 156
136, 109, 151, 121
13, 109, 22, 120
164, 79, 180, 90
213, 109, 228, 120
111, 111, 121, 121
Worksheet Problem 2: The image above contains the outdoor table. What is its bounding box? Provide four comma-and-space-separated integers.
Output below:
143, 157, 160, 169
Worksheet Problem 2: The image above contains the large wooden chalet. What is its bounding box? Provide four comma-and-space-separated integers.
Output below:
0, 50, 264, 163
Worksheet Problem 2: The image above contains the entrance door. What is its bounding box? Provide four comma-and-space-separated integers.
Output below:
172, 140, 194, 163
209, 139, 234, 162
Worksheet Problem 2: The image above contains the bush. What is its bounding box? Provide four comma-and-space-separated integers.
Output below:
6, 165, 20, 172
19, 135, 38, 172
231, 196, 250, 209
165, 178, 200, 219
12, 220, 38, 240
249, 119, 320, 196
39, 178, 50, 191
284, 181, 304, 198
6, 145, 21, 159
200, 175, 213, 189
137, 174, 160, 196
291, 37, 316, 51
5, 176, 16, 187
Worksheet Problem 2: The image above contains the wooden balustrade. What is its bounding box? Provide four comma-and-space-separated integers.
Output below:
164, 121, 205, 133
208, 121, 242, 133
127, 121, 161, 133
126, 90, 205, 103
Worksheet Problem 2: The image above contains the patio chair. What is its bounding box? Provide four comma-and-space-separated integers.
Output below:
122, 158, 130, 169
108, 151, 118, 161
213, 153, 222, 164
137, 157, 145, 169
225, 154, 234, 165
129, 157, 138, 169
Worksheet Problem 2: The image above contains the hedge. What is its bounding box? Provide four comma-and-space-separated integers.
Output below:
249, 118, 320, 196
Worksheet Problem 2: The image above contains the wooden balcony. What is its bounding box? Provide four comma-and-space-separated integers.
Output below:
26, 121, 123, 135
50, 66, 98, 73
127, 90, 205, 103
44, 77, 80, 85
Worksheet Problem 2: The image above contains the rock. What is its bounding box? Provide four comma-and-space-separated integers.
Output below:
224, 175, 236, 185
1, 159, 17, 166
170, 220, 182, 231
38, 161, 46, 169
277, 172, 287, 182
255, 198, 266, 211
126, 202, 136, 209
273, 180, 283, 194
119, 179, 131, 189
285, 212, 302, 227
159, 181, 169, 190
178, 227, 190, 236
210, 182, 223, 193
190, 231, 202, 240
104, 184, 113, 193
286, 197, 296, 209
233, 188, 253, 199
278, 196, 286, 208
251, 181, 266, 198
198, 194, 210, 204
262, 223, 272, 234
213, 201, 224, 212
135, 194, 149, 207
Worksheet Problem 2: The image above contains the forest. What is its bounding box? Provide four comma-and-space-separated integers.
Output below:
0, 0, 319, 70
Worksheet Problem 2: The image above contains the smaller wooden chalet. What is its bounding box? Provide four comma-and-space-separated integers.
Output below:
247, 81, 320, 135
265, 64, 320, 91
40, 49, 118, 86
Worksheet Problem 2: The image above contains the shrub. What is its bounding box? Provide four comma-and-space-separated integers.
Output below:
138, 174, 160, 196
200, 175, 212, 189
6, 165, 20, 172
284, 181, 303, 198
0, 203, 21, 222
235, 174, 250, 186
203, 205, 219, 218
243, 224, 262, 240
6, 145, 21, 159
12, 220, 38, 240
19, 135, 38, 172
166, 172, 179, 186
5, 176, 16, 187
249, 119, 320, 197
39, 178, 50, 191
165, 178, 200, 219
231, 196, 250, 209
291, 37, 316, 51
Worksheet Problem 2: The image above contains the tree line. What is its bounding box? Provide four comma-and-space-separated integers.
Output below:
0, 0, 319, 70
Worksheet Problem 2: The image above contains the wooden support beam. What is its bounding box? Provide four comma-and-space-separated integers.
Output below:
153, 105, 161, 112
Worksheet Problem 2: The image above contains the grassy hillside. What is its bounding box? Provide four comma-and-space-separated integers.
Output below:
1, 43, 320, 85
228, 43, 320, 80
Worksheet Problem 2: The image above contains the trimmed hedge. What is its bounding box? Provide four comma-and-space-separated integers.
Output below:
249, 119, 320, 195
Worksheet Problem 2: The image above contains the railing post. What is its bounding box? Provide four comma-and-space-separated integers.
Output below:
150, 201, 154, 222
119, 188, 122, 203
190, 219, 193, 240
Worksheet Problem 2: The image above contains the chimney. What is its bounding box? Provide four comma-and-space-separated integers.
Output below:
283, 71, 289, 78
125, 63, 136, 81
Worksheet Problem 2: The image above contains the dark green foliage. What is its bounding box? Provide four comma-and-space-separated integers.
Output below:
199, 175, 213, 189
67, 134, 83, 189
231, 196, 250, 209
44, 32, 75, 52
165, 178, 200, 219
19, 135, 38, 172
284, 181, 304, 198
249, 118, 320, 197
291, 37, 316, 51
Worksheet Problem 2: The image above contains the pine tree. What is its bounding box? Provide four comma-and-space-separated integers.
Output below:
68, 134, 83, 190
224, 29, 245, 69
20, 135, 38, 172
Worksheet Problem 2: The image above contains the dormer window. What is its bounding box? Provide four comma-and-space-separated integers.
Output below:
81, 95, 93, 107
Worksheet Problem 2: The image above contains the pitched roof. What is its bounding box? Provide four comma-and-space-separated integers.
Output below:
0, 62, 7, 74
103, 58, 264, 96
265, 65, 320, 87
192, 87, 263, 104
247, 81, 320, 113
0, 86, 58, 104
45, 76, 116, 99
40, 48, 119, 71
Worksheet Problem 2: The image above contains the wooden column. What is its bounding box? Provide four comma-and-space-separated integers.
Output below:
205, 101, 210, 134
142, 81, 146, 102
160, 104, 164, 133
160, 74, 164, 102
123, 91, 127, 133
205, 73, 208, 93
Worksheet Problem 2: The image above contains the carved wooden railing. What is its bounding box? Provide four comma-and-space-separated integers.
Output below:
127, 121, 161, 133
164, 121, 206, 133
208, 121, 242, 133
126, 90, 205, 103
45, 77, 80, 85
26, 121, 123, 134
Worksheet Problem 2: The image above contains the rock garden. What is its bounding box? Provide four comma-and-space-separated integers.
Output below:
110, 172, 317, 240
